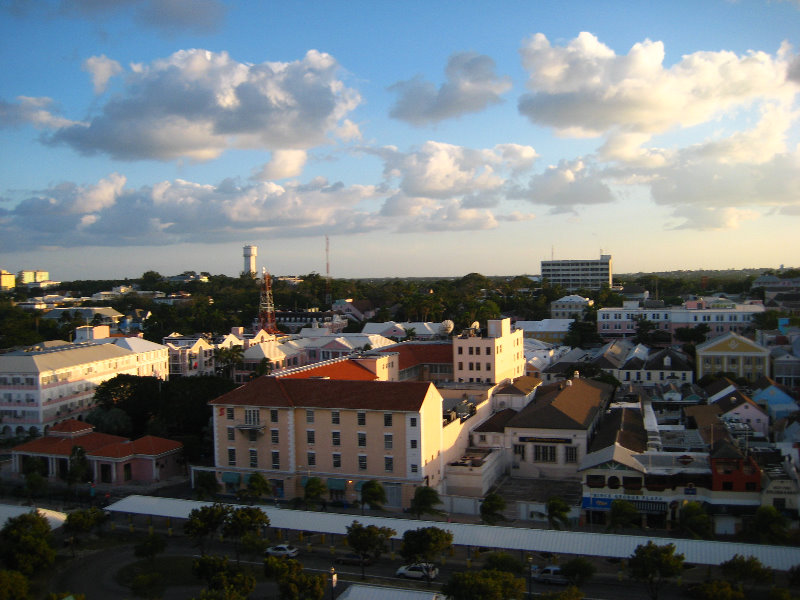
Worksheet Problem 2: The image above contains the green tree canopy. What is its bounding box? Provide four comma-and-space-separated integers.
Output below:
409, 486, 444, 519
134, 532, 167, 566
359, 480, 387, 514
441, 569, 525, 600
184, 504, 230, 556
560, 556, 596, 587
263, 557, 325, 600
720, 554, 773, 590
608, 499, 640, 531
345, 520, 396, 579
479, 492, 506, 525
482, 552, 523, 575
678, 501, 713, 539
628, 541, 684, 600
544, 496, 570, 530
0, 512, 55, 577
0, 570, 29, 600
221, 506, 269, 565
303, 477, 327, 508
400, 526, 453, 566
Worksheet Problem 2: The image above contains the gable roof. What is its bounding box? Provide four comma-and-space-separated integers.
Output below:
209, 377, 436, 412
696, 331, 769, 355
50, 419, 93, 434
13, 432, 129, 457
715, 390, 767, 416
494, 375, 542, 396
506, 378, 612, 430
589, 407, 647, 453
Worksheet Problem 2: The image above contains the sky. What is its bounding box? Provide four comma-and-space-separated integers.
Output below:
1, 0, 799, 281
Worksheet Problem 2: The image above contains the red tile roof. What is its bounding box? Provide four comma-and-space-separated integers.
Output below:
13, 432, 128, 456
378, 342, 453, 371
281, 360, 378, 381
210, 377, 435, 411
50, 419, 93, 434
88, 435, 183, 458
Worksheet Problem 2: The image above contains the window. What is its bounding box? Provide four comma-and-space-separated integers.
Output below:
486, 347, 491, 355
410, 464, 418, 473
227, 427, 235, 441
331, 410, 340, 424
565, 446, 578, 463
513, 444, 525, 461
410, 439, 417, 449
384, 413, 393, 427
479, 434, 486, 442
358, 432, 366, 447
226, 407, 234, 420
271, 429, 279, 444
458, 347, 463, 355
357, 412, 366, 426
307, 451, 316, 467
245, 408, 259, 425
384, 456, 393, 472
249, 449, 258, 468
384, 434, 393, 449
458, 361, 463, 370
270, 409, 278, 423
306, 409, 314, 423
332, 431, 341, 446
271, 451, 280, 469
533, 445, 556, 463
485, 362, 491, 371
248, 429, 258, 442
332, 453, 341, 468
410, 417, 417, 427
307, 430, 315, 444
358, 455, 367, 470
469, 347, 474, 355
227, 448, 236, 467
722, 481, 733, 491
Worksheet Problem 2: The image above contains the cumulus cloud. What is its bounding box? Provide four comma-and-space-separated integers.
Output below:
509, 159, 615, 212
667, 206, 761, 230
253, 150, 308, 180
0, 96, 78, 129
46, 48, 361, 161
389, 52, 511, 125
518, 32, 797, 141
83, 55, 123, 94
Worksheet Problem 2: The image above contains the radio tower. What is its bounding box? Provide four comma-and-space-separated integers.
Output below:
257, 268, 281, 334
324, 235, 332, 306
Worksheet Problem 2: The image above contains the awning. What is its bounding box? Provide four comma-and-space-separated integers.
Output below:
327, 478, 347, 491
242, 474, 252, 484
221, 472, 241, 484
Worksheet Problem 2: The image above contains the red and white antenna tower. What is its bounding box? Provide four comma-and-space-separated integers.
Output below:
257, 267, 281, 334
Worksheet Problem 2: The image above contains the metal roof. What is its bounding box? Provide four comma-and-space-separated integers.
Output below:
108, 495, 800, 570
337, 584, 445, 600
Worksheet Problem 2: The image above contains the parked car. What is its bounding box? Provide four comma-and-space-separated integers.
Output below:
532, 565, 568, 585
265, 544, 299, 558
396, 563, 438, 580
335, 552, 373, 566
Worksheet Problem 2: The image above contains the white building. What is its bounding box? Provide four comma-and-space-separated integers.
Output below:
541, 255, 612, 291
550, 295, 594, 319
453, 319, 525, 384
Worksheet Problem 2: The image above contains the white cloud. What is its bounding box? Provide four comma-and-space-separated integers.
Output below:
667, 205, 760, 230
46, 48, 361, 161
389, 52, 511, 125
83, 55, 123, 94
254, 150, 308, 180
0, 96, 79, 129
509, 158, 615, 211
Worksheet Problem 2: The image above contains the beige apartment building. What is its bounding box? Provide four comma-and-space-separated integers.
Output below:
452, 319, 525, 384
208, 377, 445, 508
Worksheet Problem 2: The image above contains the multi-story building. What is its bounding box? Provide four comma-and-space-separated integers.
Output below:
0, 270, 15, 291
16, 270, 49, 285
695, 332, 771, 382
550, 295, 594, 319
541, 255, 612, 291
597, 300, 765, 343
0, 338, 168, 438
515, 319, 574, 344
162, 334, 217, 378
207, 378, 445, 507
452, 319, 525, 384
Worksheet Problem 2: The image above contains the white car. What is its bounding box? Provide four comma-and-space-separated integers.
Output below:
532, 565, 568, 585
265, 544, 299, 558
395, 563, 438, 580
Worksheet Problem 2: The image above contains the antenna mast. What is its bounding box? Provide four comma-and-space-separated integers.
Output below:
324, 235, 332, 306
257, 267, 281, 334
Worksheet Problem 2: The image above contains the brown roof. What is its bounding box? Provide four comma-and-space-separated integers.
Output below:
702, 377, 737, 397
474, 408, 518, 432
280, 360, 378, 381
13, 432, 128, 457
715, 390, 766, 416
378, 342, 453, 371
209, 377, 436, 412
89, 435, 183, 459
50, 419, 93, 434
589, 407, 647, 453
684, 405, 731, 445
506, 378, 612, 430
495, 376, 542, 396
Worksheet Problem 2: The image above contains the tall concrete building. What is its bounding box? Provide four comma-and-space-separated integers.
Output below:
0, 270, 15, 291
243, 245, 257, 275
541, 254, 612, 291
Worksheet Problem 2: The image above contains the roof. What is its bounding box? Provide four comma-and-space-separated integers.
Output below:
506, 378, 612, 430
589, 407, 647, 453
88, 436, 183, 459
107, 494, 800, 570
715, 390, 766, 417
280, 360, 378, 381
703, 377, 737, 398
338, 584, 445, 600
0, 505, 67, 531
515, 319, 574, 333
209, 377, 437, 412
13, 432, 129, 456
377, 342, 453, 371
684, 405, 731, 445
494, 375, 542, 396
0, 342, 134, 373
50, 419, 93, 434
474, 408, 518, 432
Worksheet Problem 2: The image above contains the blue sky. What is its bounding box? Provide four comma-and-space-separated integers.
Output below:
1, 0, 799, 280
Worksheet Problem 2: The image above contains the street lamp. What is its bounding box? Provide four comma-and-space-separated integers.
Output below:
330, 566, 336, 600
527, 555, 533, 599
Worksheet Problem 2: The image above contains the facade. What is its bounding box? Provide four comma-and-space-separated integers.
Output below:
0, 339, 169, 437
10, 419, 182, 485
452, 319, 525, 384
0, 270, 15, 291
162, 334, 217, 378
515, 319, 574, 344
332, 298, 377, 322
696, 332, 771, 381
541, 255, 612, 291
208, 378, 446, 507
16, 270, 49, 284
376, 342, 453, 382
550, 295, 594, 319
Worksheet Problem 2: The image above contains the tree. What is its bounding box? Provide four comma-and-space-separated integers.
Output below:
608, 499, 640, 531
0, 512, 55, 577
303, 477, 327, 509
686, 580, 745, 600
0, 570, 28, 600
130, 572, 164, 599
236, 472, 272, 505
193, 555, 255, 599
134, 532, 166, 566
194, 471, 221, 500
184, 504, 230, 556
544, 496, 570, 530
400, 526, 453, 567
563, 320, 602, 349
221, 506, 269, 565
64, 507, 107, 547
720, 554, 773, 591
560, 556, 596, 587
480, 492, 506, 525
66, 445, 90, 488
537, 587, 584, 600
628, 541, 684, 600
678, 501, 713, 539
482, 552, 523, 575
441, 569, 525, 600
264, 557, 325, 600
346, 521, 396, 579
746, 505, 789, 544
359, 480, 386, 515
409, 486, 444, 519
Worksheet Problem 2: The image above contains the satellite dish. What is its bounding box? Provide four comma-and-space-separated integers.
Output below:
439, 320, 454, 335
470, 321, 480, 330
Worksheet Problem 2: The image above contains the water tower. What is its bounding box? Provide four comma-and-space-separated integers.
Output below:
243, 245, 257, 275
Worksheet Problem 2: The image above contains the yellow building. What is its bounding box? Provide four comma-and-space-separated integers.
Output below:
0, 270, 15, 291
696, 332, 770, 381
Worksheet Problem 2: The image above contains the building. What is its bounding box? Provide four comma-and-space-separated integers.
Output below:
207, 378, 446, 507
243, 245, 257, 275
42, 307, 124, 330
541, 254, 612, 291
695, 332, 771, 382
16, 270, 49, 285
332, 298, 377, 322
376, 342, 453, 382
550, 295, 594, 319
0, 270, 15, 291
0, 339, 168, 437
515, 319, 574, 344
452, 319, 525, 384
10, 419, 182, 486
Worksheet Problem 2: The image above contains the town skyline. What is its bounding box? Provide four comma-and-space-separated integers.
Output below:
1, 1, 799, 280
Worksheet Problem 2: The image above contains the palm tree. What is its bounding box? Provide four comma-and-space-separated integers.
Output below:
359, 480, 386, 515
542, 496, 570, 530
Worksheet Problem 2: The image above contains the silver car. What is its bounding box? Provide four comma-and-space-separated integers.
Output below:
396, 563, 439, 579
